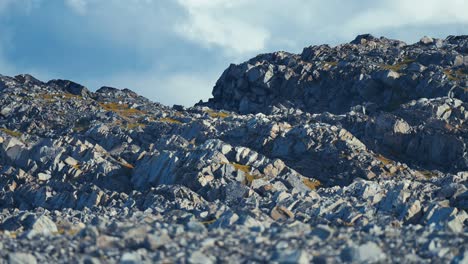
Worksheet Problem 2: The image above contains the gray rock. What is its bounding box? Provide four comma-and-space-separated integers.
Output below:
340, 242, 386, 263
8, 253, 37, 264
23, 214, 58, 237
272, 249, 310, 264
420, 36, 434, 45
119, 252, 142, 264
188, 250, 214, 264
310, 225, 334, 240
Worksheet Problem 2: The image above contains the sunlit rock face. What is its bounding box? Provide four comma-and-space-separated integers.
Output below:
0, 35, 467, 263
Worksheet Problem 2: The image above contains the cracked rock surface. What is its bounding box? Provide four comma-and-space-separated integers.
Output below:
0, 34, 467, 263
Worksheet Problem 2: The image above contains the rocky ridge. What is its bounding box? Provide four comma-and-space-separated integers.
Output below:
0, 34, 467, 263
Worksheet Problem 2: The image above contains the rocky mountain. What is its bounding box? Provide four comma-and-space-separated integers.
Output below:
0, 34, 467, 263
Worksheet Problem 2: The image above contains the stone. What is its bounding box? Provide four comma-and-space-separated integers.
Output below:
37, 172, 51, 181
64, 156, 79, 166
340, 242, 386, 263
119, 252, 142, 264
213, 211, 239, 228
310, 225, 334, 240
424, 205, 458, 225
271, 206, 294, 221
407, 62, 426, 72
402, 200, 422, 223
420, 36, 434, 45
8, 253, 37, 264
144, 233, 171, 251
272, 249, 310, 264
188, 250, 214, 264
452, 251, 468, 264
23, 215, 58, 237
0, 34, 466, 263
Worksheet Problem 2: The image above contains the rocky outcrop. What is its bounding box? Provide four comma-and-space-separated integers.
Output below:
0, 35, 467, 263
203, 34, 467, 114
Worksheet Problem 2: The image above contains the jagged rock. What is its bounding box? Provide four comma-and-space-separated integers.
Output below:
0, 35, 467, 263
270, 206, 294, 221
23, 214, 58, 237
8, 252, 37, 264
340, 242, 386, 263
420, 36, 434, 45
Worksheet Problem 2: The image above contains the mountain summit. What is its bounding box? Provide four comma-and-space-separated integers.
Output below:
0, 35, 467, 263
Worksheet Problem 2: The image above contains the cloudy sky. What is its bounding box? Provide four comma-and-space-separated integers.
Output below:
0, 0, 467, 106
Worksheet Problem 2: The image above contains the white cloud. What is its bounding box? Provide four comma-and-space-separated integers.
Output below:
175, 0, 270, 56
346, 0, 468, 34
65, 0, 88, 15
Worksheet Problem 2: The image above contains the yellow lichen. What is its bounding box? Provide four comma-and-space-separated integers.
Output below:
200, 218, 217, 225
376, 154, 393, 166
99, 102, 145, 118
231, 162, 251, 173
444, 68, 466, 82
205, 109, 230, 119
418, 170, 438, 179
303, 178, 321, 190
37, 93, 82, 101
159, 117, 183, 124
379, 58, 415, 72
0, 128, 22, 138
228, 162, 264, 185
323, 61, 338, 70
125, 123, 146, 130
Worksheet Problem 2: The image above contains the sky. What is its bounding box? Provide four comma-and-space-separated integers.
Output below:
0, 0, 467, 106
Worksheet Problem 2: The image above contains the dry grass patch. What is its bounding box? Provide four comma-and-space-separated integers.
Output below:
159, 117, 183, 124
418, 170, 438, 179
323, 61, 339, 70
379, 58, 415, 72
226, 162, 263, 185
444, 68, 467, 82
376, 154, 393, 166
303, 178, 321, 190
0, 128, 22, 137
38, 93, 82, 101
125, 123, 146, 130
205, 109, 230, 119
99, 102, 145, 118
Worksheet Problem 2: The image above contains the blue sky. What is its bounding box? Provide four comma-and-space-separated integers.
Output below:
0, 0, 467, 106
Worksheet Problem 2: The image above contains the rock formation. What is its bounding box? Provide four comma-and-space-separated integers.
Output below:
0, 34, 467, 263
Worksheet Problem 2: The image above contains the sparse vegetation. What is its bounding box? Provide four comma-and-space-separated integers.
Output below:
200, 218, 217, 225
0, 128, 22, 137
205, 109, 230, 119
303, 178, 321, 190
99, 102, 146, 118
444, 68, 467, 82
159, 117, 183, 124
37, 93, 82, 101
418, 170, 438, 179
376, 154, 393, 166
226, 162, 263, 185
231, 162, 251, 173
125, 123, 146, 130
323, 61, 339, 70
379, 58, 415, 72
